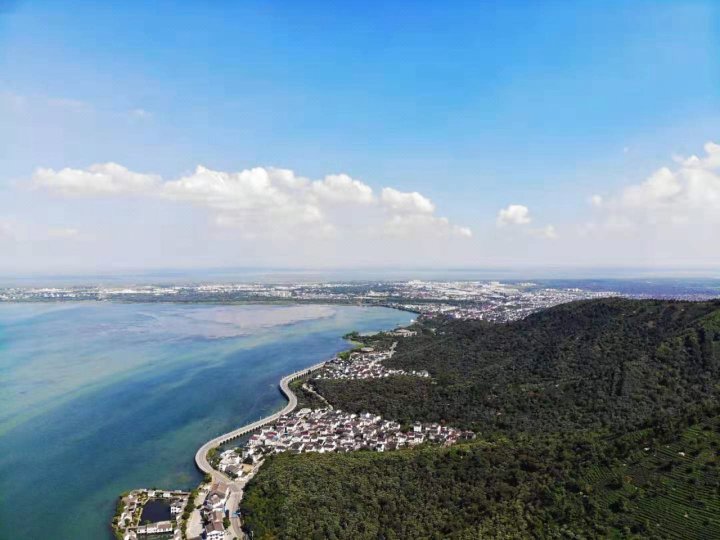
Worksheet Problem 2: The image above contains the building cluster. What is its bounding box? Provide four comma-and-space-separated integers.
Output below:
216, 451, 255, 480
0, 279, 626, 314
200, 482, 231, 540
113, 489, 189, 540
6, 279, 720, 313
392, 282, 622, 322
314, 343, 429, 381
389, 328, 418, 337
235, 407, 474, 458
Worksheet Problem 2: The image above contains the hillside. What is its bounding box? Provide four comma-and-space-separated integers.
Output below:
315, 299, 720, 433
242, 299, 720, 539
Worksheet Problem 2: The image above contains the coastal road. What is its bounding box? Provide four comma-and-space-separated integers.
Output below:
194, 361, 327, 484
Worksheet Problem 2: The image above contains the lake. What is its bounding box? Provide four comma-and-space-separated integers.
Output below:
0, 302, 413, 539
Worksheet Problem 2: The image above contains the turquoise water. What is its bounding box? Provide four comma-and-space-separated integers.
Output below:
0, 302, 413, 540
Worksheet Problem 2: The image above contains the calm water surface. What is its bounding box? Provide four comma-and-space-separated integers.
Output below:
0, 302, 413, 540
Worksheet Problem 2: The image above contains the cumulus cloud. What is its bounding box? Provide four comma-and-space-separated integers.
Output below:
33, 163, 470, 240
680, 141, 720, 170
384, 214, 472, 238
496, 204, 531, 226
34, 162, 160, 196
311, 174, 374, 204
380, 187, 435, 214
158, 166, 328, 237
496, 204, 556, 240
591, 140, 720, 229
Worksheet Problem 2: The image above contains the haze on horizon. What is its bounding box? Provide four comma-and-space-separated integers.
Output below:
1, 1, 719, 274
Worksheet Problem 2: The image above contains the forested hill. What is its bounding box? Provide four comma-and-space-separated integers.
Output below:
242, 299, 720, 539
315, 298, 720, 434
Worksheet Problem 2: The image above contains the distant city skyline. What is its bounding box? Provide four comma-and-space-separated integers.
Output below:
1, 1, 719, 272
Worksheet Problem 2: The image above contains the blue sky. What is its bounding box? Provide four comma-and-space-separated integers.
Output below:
1, 1, 719, 272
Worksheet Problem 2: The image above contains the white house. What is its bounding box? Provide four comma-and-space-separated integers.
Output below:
137, 521, 173, 535
204, 482, 230, 511
204, 520, 225, 540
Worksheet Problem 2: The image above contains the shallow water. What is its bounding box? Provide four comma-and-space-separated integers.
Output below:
0, 302, 413, 540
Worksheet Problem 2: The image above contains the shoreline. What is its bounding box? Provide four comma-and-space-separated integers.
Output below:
189, 361, 328, 540
194, 359, 328, 483
112, 357, 335, 540
112, 324, 403, 540
109, 305, 414, 540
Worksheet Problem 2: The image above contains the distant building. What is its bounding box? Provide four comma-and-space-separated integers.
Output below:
392, 328, 417, 337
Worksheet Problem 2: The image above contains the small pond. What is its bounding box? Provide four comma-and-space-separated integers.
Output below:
140, 499, 171, 523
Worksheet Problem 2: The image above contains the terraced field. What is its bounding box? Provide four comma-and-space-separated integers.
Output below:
584, 420, 720, 539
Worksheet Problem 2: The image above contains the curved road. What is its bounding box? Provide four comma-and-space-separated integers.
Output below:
195, 360, 327, 483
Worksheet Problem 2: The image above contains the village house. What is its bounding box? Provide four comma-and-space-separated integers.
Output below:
314, 342, 430, 381
237, 407, 470, 460
169, 499, 184, 515
204, 519, 225, 540
137, 520, 173, 535
204, 482, 230, 511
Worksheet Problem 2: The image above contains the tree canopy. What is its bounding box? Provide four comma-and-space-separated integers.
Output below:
243, 299, 720, 539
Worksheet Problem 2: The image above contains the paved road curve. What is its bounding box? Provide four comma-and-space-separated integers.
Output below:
194, 360, 327, 484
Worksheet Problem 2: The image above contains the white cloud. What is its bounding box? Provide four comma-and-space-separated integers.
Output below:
621, 167, 682, 207
530, 224, 558, 240
380, 187, 435, 214
34, 163, 160, 196
378, 188, 469, 239
162, 166, 298, 212
454, 225, 473, 238
383, 214, 472, 238
311, 174, 374, 204
496, 204, 557, 239
33, 162, 470, 241
160, 166, 324, 236
679, 141, 720, 170
496, 204, 531, 226
592, 141, 720, 228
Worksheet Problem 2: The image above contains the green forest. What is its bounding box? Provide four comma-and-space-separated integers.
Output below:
242, 299, 720, 539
